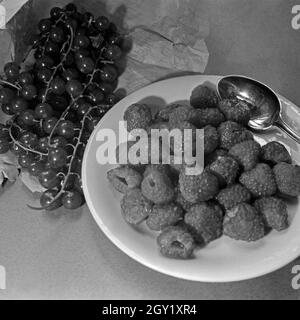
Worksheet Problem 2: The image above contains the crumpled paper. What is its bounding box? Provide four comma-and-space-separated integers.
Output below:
0, 151, 19, 186
0, 0, 28, 25
0, 0, 209, 193
84, 0, 209, 92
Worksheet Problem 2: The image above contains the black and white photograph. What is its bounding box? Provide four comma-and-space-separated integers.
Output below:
0, 0, 300, 303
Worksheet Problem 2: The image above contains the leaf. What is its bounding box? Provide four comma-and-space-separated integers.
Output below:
0, 150, 19, 186
19, 170, 45, 193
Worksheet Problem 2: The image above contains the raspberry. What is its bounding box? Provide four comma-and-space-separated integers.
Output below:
216, 184, 251, 210
120, 188, 152, 225
239, 163, 277, 197
261, 141, 292, 165
146, 203, 183, 231
107, 166, 142, 193
273, 163, 300, 197
218, 121, 253, 150
123, 103, 152, 131
184, 202, 223, 244
141, 168, 175, 204
218, 98, 252, 124
189, 108, 224, 128
190, 84, 219, 108
229, 140, 261, 171
254, 197, 288, 231
179, 170, 219, 203
209, 155, 239, 185
223, 203, 265, 241
157, 226, 195, 259
204, 125, 219, 154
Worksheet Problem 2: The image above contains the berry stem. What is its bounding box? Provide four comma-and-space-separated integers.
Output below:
0, 79, 21, 91
8, 122, 48, 157
47, 60, 106, 147
42, 104, 103, 208
42, 27, 74, 104
41, 13, 67, 56
4, 7, 121, 212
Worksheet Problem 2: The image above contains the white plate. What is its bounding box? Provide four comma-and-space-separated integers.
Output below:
82, 75, 300, 282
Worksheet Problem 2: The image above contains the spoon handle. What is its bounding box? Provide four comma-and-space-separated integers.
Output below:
275, 117, 300, 144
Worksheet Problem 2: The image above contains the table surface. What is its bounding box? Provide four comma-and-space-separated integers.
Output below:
1, 0, 300, 300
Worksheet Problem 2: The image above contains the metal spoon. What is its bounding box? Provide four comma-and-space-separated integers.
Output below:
217, 75, 300, 144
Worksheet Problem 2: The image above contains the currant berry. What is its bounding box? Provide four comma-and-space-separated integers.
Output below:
86, 117, 98, 133
21, 84, 37, 100
57, 120, 75, 139
89, 89, 104, 103
62, 68, 79, 81
50, 95, 68, 111
37, 88, 48, 102
65, 3, 77, 14
35, 103, 53, 119
74, 48, 89, 60
11, 98, 28, 114
76, 56, 94, 74
36, 56, 55, 69
76, 27, 87, 36
40, 189, 62, 211
74, 35, 90, 49
28, 161, 46, 177
42, 117, 58, 134
83, 12, 93, 23
62, 190, 83, 209
65, 18, 78, 31
0, 88, 15, 104
18, 153, 35, 168
86, 82, 98, 93
70, 156, 83, 173
50, 7, 63, 20
51, 77, 66, 95
107, 33, 123, 46
106, 93, 119, 105
50, 136, 68, 149
49, 27, 65, 43
19, 132, 38, 148
44, 41, 60, 56
48, 147, 68, 168
66, 80, 83, 97
1, 104, 14, 115
100, 65, 117, 82
98, 81, 116, 95
77, 101, 92, 117
107, 22, 117, 34
95, 16, 110, 32
38, 19, 52, 33
63, 53, 74, 66
18, 72, 34, 85
19, 109, 36, 126
39, 170, 61, 189
37, 137, 49, 152
37, 67, 52, 82
104, 45, 122, 60
4, 62, 20, 79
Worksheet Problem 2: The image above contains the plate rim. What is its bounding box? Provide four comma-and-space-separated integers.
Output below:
82, 74, 300, 282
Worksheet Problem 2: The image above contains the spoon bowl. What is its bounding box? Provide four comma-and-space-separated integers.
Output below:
217, 75, 300, 143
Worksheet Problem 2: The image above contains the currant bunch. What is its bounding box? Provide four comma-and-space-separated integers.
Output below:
0, 3, 125, 210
